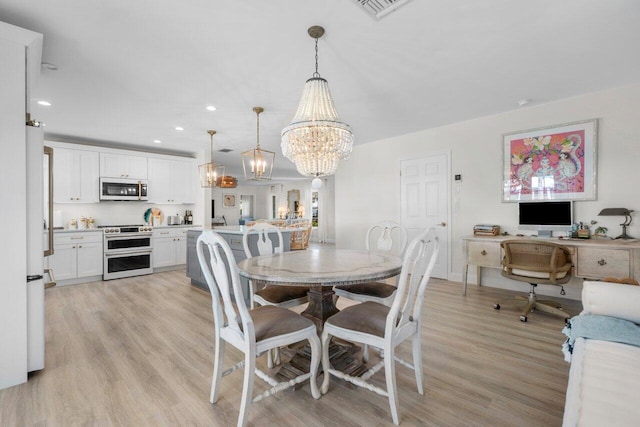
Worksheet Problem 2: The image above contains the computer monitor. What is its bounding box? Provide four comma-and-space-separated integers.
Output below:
518, 201, 573, 237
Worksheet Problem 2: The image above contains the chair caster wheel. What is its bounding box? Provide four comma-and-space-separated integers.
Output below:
493, 304, 500, 310
520, 315, 527, 322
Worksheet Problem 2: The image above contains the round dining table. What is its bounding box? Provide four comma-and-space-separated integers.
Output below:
236, 248, 402, 332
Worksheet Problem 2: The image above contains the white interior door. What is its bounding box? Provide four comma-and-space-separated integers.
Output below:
400, 153, 449, 279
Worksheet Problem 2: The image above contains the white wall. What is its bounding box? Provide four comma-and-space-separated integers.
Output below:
335, 83, 640, 299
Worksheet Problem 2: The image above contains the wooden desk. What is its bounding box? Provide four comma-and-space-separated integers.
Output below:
461, 235, 640, 295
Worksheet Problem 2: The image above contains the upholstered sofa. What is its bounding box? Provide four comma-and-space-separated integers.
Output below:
562, 281, 640, 426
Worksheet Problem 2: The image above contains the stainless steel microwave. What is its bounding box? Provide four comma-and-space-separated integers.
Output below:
100, 177, 148, 201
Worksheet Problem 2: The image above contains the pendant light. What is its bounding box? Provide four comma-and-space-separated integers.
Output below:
281, 25, 354, 178
198, 130, 226, 188
241, 106, 275, 181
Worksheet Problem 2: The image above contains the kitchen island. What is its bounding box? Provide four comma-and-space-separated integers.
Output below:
186, 226, 292, 304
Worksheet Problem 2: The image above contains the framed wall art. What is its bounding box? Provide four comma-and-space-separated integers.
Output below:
502, 119, 597, 202
223, 193, 236, 208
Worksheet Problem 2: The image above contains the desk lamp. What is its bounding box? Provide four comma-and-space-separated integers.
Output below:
598, 208, 634, 239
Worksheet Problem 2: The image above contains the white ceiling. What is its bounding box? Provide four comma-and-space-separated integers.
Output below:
2, 0, 640, 182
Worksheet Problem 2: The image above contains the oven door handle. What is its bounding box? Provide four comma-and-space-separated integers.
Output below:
106, 250, 153, 257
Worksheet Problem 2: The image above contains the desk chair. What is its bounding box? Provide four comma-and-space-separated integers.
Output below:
197, 231, 321, 427
334, 220, 408, 306
321, 228, 439, 425
243, 222, 310, 367
496, 240, 573, 322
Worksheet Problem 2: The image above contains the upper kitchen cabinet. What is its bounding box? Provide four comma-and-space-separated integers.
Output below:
147, 158, 196, 204
100, 152, 147, 179
53, 147, 100, 203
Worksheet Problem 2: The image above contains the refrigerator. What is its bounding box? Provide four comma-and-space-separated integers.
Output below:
26, 124, 48, 372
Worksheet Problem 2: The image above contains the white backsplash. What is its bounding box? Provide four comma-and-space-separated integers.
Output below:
54, 202, 195, 228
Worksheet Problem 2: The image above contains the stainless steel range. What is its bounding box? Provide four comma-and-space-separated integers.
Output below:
102, 225, 154, 280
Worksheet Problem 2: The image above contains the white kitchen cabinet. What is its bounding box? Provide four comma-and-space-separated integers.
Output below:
175, 236, 187, 264
153, 228, 188, 267
49, 243, 77, 281
148, 158, 196, 204
100, 152, 148, 180
53, 147, 100, 203
49, 232, 103, 281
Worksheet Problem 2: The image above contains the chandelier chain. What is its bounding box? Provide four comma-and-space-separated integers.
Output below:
313, 37, 320, 78
256, 110, 260, 148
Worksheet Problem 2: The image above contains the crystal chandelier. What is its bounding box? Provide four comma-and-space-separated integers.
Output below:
281, 25, 353, 178
198, 130, 226, 188
241, 107, 275, 181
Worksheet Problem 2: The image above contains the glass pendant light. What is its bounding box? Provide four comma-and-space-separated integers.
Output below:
281, 25, 354, 178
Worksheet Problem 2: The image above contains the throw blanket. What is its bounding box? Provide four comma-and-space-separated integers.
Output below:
562, 314, 640, 362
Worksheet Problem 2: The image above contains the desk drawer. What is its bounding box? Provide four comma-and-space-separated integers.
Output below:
576, 247, 631, 279
467, 241, 502, 268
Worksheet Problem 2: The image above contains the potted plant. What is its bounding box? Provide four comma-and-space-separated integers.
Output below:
594, 226, 608, 238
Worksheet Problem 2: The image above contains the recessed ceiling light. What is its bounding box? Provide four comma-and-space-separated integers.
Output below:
518, 99, 531, 107
206, 105, 216, 111
153, 140, 162, 144
37, 100, 51, 106
175, 126, 184, 131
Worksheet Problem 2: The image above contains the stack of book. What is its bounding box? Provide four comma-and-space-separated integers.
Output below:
474, 224, 500, 236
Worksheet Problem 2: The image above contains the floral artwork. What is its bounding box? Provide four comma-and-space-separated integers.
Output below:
502, 120, 597, 201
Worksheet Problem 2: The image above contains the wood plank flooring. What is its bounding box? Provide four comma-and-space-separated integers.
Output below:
0, 270, 581, 426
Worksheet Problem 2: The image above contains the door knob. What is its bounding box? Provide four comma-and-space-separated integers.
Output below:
440, 222, 447, 227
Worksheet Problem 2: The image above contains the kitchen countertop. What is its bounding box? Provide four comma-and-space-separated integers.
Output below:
54, 224, 202, 233
192, 225, 295, 235
53, 228, 103, 234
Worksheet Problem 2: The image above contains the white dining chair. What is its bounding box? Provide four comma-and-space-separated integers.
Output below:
334, 220, 408, 361
242, 222, 310, 310
333, 220, 408, 306
320, 227, 439, 425
242, 222, 310, 367
197, 230, 321, 427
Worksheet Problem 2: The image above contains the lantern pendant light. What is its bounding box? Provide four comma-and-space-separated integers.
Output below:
198, 130, 226, 188
241, 107, 275, 181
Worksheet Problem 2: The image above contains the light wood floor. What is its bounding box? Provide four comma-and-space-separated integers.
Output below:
0, 270, 581, 426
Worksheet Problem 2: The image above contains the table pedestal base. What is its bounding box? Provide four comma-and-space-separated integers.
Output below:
275, 341, 370, 383
294, 284, 370, 378
300, 284, 338, 333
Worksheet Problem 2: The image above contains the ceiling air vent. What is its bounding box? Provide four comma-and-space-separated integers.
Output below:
352, 0, 412, 20
218, 148, 233, 153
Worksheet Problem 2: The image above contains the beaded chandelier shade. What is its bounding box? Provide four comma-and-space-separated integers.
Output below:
241, 107, 275, 181
281, 25, 353, 178
198, 130, 226, 188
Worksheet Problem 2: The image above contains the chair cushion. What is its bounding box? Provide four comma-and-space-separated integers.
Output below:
335, 282, 397, 298
249, 305, 315, 342
326, 301, 390, 338
255, 285, 310, 304
511, 268, 568, 279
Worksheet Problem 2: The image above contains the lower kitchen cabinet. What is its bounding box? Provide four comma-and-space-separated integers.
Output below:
153, 228, 188, 268
49, 232, 103, 281
186, 228, 292, 305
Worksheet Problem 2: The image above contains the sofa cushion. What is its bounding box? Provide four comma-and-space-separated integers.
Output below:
563, 338, 640, 426
581, 281, 640, 324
